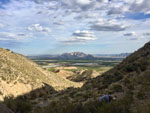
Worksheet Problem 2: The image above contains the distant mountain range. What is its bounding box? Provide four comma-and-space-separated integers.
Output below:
60, 52, 94, 60
93, 53, 131, 58
27, 52, 131, 60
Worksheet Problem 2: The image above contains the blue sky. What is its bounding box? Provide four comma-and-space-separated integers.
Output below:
0, 0, 150, 55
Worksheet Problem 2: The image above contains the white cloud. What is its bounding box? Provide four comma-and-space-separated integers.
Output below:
143, 32, 150, 36
107, 0, 150, 16
107, 7, 124, 15
53, 21, 65, 25
124, 32, 137, 36
73, 30, 95, 38
97, 0, 108, 3
76, 0, 92, 5
0, 23, 4, 28
61, 30, 96, 44
124, 31, 150, 41
33, 0, 108, 12
0, 32, 32, 41
90, 19, 128, 31
107, 3, 129, 15
27, 24, 51, 33
128, 37, 139, 40
124, 0, 135, 4
128, 0, 150, 14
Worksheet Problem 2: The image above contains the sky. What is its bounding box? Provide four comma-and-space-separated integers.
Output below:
0, 0, 150, 55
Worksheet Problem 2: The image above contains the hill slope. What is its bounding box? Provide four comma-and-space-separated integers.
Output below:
83, 41, 150, 92
0, 48, 81, 100
30, 42, 150, 113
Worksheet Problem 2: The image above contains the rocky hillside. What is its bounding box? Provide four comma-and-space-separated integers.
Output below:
29, 41, 150, 113
83, 41, 150, 94
0, 48, 81, 100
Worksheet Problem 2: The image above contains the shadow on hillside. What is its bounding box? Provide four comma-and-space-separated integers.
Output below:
0, 82, 81, 113
0, 82, 60, 113
25, 82, 58, 99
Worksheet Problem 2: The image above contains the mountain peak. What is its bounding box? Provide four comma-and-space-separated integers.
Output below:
63, 52, 87, 56
61, 52, 94, 60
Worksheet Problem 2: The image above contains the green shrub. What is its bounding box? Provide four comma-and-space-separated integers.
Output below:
48, 68, 59, 73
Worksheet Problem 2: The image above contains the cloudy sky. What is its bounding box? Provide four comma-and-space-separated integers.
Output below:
0, 0, 150, 55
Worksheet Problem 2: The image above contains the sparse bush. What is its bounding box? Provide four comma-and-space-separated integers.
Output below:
135, 99, 150, 113
136, 91, 146, 100
142, 70, 150, 85
82, 70, 93, 77
123, 77, 130, 85
111, 84, 123, 92
103, 71, 123, 86
0, 90, 3, 95
1, 76, 6, 81
126, 83, 134, 90
139, 59, 148, 71
113, 71, 124, 82
30, 91, 134, 113
125, 64, 136, 72
3, 96, 32, 113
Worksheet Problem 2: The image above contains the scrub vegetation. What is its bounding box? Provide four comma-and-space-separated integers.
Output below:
1, 42, 150, 113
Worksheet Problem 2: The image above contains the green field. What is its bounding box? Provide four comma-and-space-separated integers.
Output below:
33, 59, 121, 67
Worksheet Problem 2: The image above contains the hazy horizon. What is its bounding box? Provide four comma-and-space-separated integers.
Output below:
26, 52, 132, 56
0, 0, 150, 55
